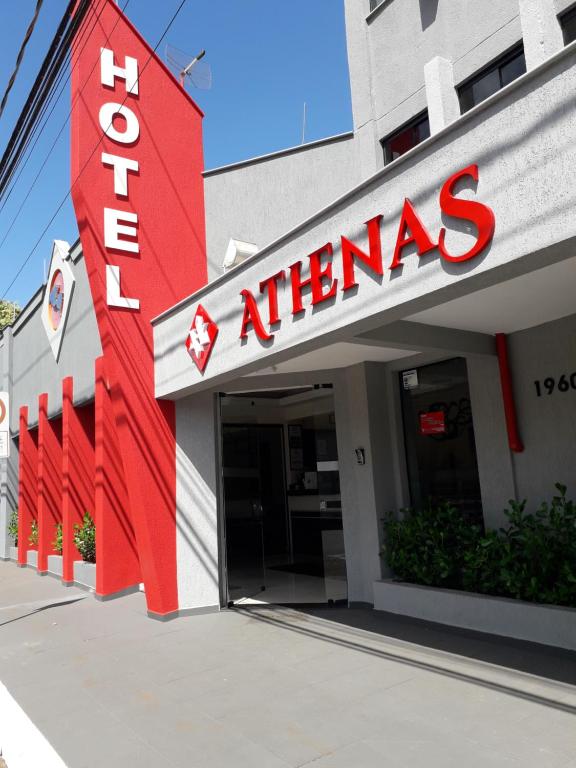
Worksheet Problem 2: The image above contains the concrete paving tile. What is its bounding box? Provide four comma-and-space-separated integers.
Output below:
354, 675, 575, 768
470, 707, 576, 767
294, 740, 399, 767
105, 699, 292, 768
309, 657, 414, 702
364, 735, 522, 767
1, 563, 575, 768
213, 698, 366, 766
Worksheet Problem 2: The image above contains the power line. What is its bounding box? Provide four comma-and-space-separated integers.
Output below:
0, 0, 44, 120
0, 0, 92, 205
0, 0, 109, 215
1, 0, 191, 301
0, 0, 121, 252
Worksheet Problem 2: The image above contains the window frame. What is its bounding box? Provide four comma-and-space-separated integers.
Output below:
381, 111, 430, 166
457, 44, 526, 114
560, 4, 576, 45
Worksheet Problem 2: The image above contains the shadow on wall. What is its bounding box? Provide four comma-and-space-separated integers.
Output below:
419, 0, 439, 30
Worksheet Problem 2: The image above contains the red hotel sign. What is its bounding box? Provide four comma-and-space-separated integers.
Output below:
236, 164, 494, 343
71, 0, 208, 615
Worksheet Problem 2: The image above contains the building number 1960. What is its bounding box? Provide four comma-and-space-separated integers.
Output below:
534, 374, 576, 397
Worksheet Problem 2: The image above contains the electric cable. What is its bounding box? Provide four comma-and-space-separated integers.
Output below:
0, 0, 93, 205
0, 0, 117, 252
0, 0, 81, 179
0, 0, 108, 215
1, 0, 191, 300
0, 0, 106, 213
0, 0, 44, 120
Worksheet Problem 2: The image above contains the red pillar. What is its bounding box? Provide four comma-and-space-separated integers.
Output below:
62, 377, 95, 584
95, 356, 141, 596
37, 394, 63, 574
17, 407, 37, 566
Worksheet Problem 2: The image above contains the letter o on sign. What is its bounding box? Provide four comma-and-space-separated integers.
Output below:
0, 400, 5, 426
99, 102, 140, 144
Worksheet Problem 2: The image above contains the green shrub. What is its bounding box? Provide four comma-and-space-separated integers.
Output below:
8, 508, 18, 545
383, 501, 481, 589
53, 522, 63, 555
383, 484, 576, 608
28, 519, 38, 547
74, 512, 95, 563
465, 484, 576, 607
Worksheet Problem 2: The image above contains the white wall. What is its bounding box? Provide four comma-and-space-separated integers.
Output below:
509, 312, 576, 504
204, 134, 361, 282
175, 394, 221, 611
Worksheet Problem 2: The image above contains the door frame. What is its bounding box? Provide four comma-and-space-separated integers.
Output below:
217, 411, 290, 607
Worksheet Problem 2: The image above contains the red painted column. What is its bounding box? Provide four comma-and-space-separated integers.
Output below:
495, 333, 524, 453
71, 1, 208, 617
94, 356, 141, 596
62, 377, 95, 584
17, 407, 37, 566
37, 394, 63, 574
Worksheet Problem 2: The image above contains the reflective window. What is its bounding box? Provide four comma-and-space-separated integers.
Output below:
399, 358, 483, 524
561, 6, 576, 45
382, 113, 430, 165
458, 46, 526, 113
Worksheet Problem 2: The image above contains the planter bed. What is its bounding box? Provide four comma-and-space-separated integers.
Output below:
26, 550, 37, 569
47, 555, 63, 578
73, 560, 96, 590
373, 579, 576, 651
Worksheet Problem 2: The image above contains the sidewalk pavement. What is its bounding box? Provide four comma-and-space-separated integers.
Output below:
0, 560, 575, 768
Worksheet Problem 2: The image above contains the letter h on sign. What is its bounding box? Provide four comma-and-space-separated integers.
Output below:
100, 47, 141, 311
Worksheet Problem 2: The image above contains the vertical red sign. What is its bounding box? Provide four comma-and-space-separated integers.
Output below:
70, 0, 208, 616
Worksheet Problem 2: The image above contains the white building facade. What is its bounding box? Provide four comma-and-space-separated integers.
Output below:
2, 0, 576, 644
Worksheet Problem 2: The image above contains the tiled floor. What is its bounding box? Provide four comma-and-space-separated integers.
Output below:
0, 561, 575, 768
229, 561, 347, 605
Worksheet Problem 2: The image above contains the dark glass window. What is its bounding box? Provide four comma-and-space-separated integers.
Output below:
369, 0, 383, 11
399, 358, 483, 524
458, 46, 526, 114
382, 113, 430, 165
560, 6, 576, 45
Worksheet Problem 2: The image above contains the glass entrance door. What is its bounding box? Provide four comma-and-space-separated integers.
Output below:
399, 358, 482, 523
219, 389, 348, 606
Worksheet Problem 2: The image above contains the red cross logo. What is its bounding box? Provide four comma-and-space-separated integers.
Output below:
185, 304, 218, 373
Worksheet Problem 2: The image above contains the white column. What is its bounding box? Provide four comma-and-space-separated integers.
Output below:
334, 363, 400, 604
0, 328, 15, 560
175, 393, 221, 612
424, 56, 461, 134
519, 0, 564, 70
467, 355, 516, 530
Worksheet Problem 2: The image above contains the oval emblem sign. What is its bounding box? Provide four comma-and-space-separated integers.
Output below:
48, 269, 65, 331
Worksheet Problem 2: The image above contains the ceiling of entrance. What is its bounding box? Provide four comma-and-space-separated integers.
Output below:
249, 342, 415, 375
407, 256, 576, 334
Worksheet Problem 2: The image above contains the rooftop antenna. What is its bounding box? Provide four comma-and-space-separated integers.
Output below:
301, 102, 307, 144
165, 44, 212, 91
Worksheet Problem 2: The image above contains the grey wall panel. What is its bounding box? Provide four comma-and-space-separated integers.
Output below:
204, 134, 361, 283
155, 49, 576, 398
346, 0, 521, 176
466, 355, 516, 528
175, 394, 220, 610
11, 253, 101, 429
509, 312, 576, 504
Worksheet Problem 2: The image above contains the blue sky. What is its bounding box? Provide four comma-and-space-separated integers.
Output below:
0, 0, 352, 306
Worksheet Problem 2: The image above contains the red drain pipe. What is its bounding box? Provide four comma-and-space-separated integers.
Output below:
495, 332, 524, 453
